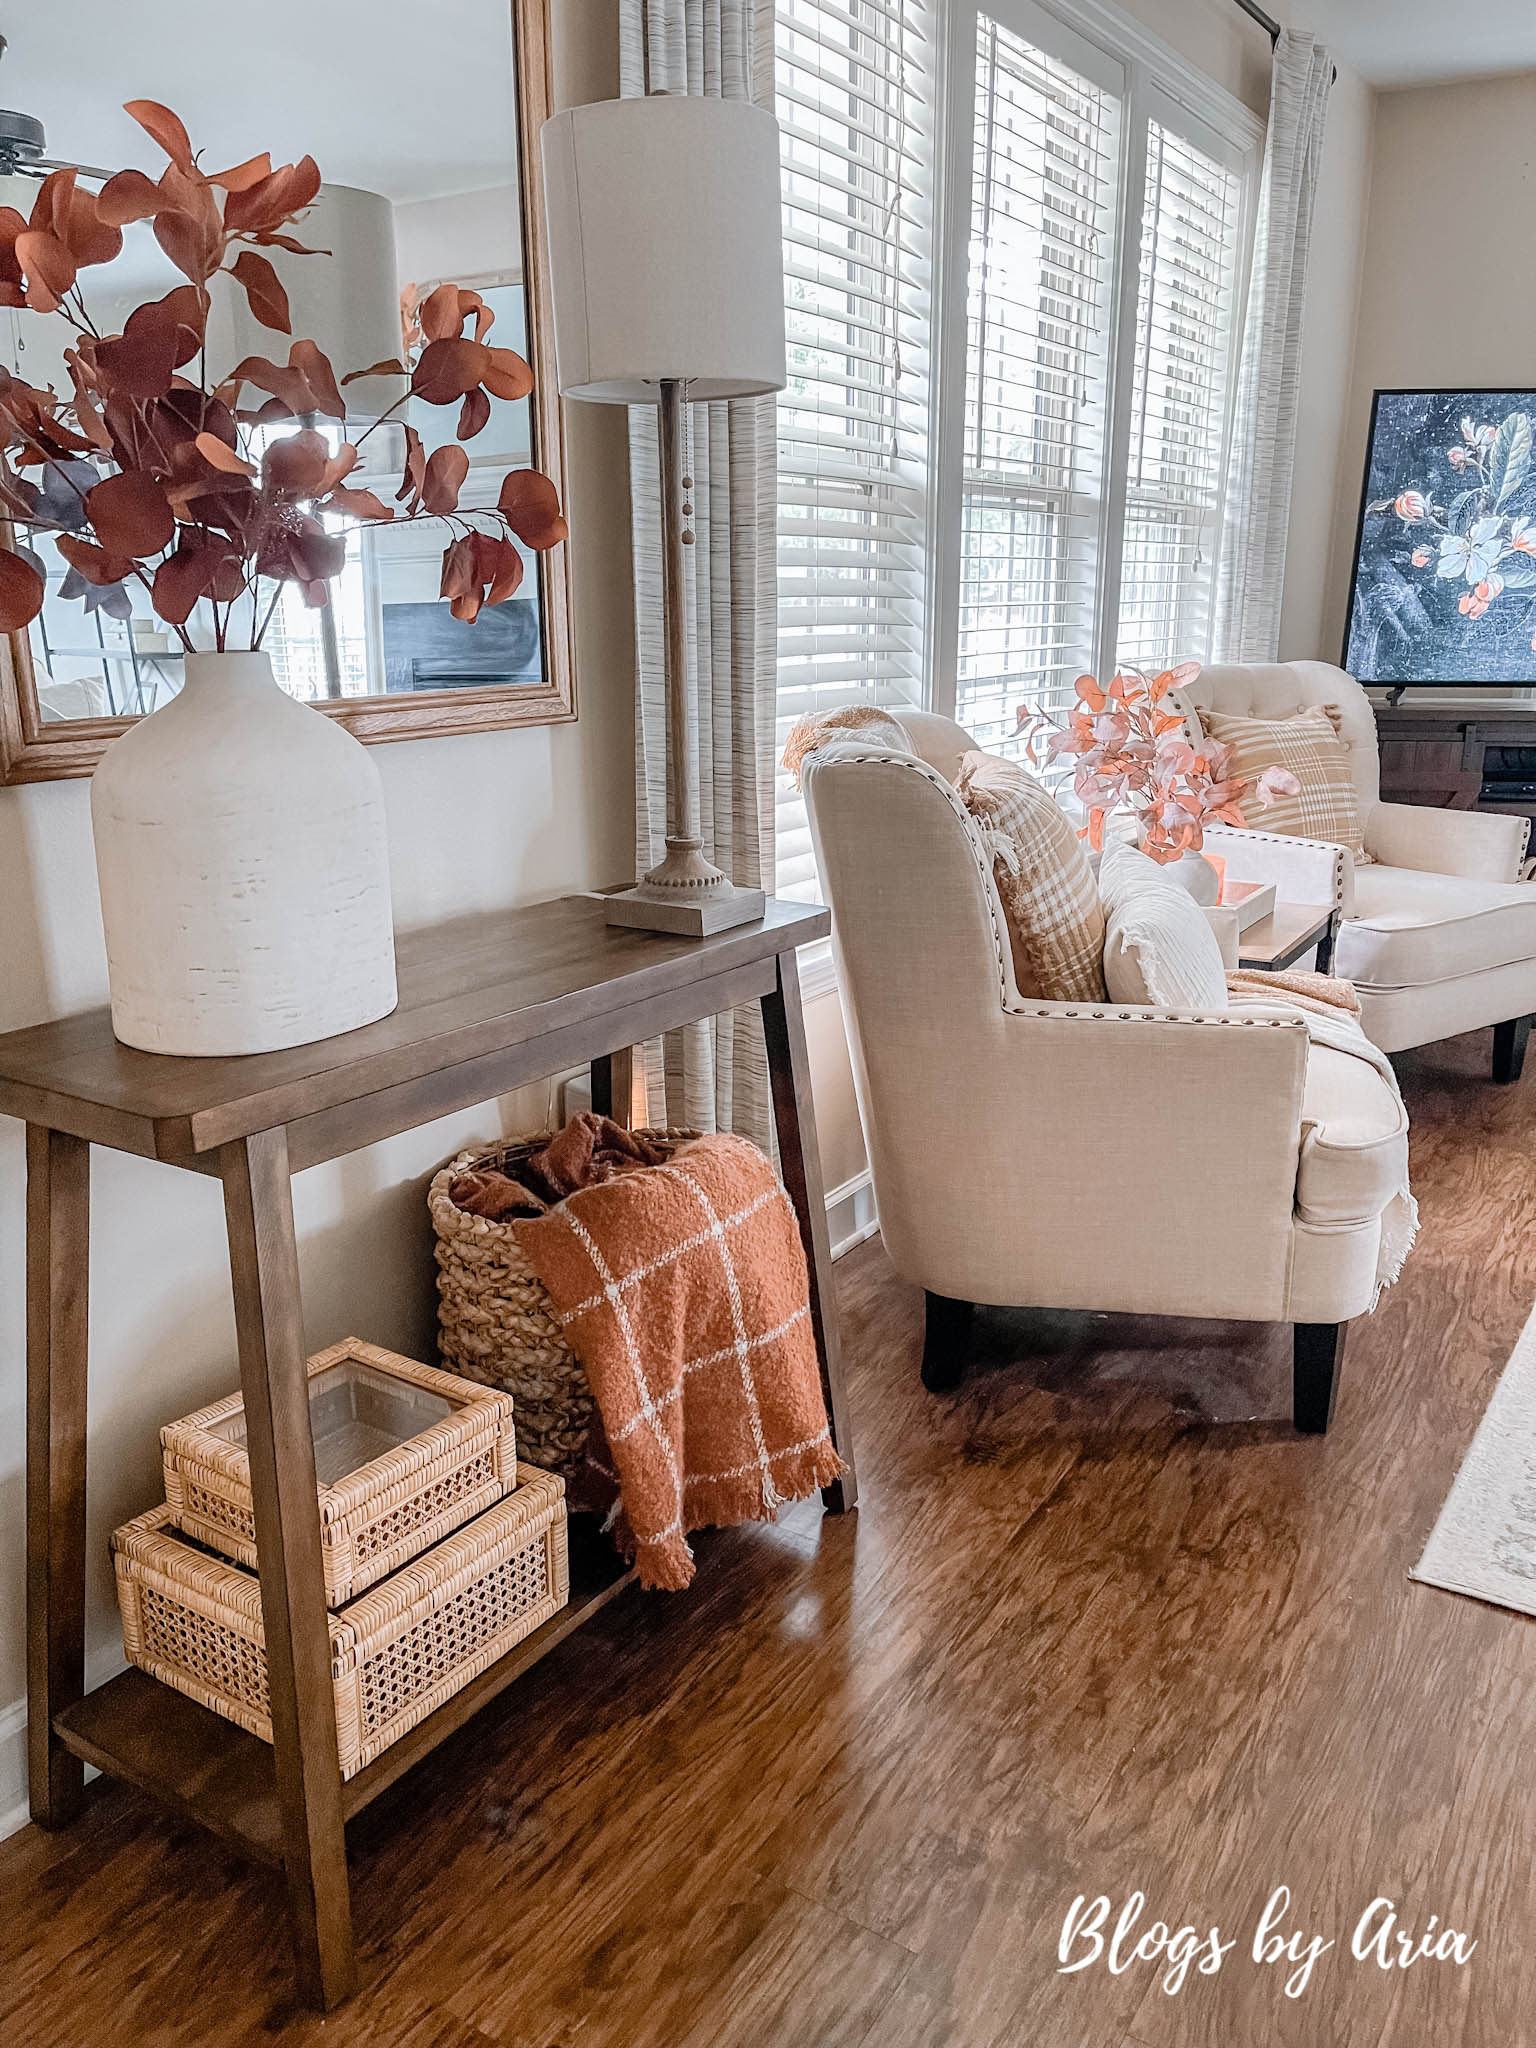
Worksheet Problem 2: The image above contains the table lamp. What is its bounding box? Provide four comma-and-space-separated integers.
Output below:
541, 93, 786, 934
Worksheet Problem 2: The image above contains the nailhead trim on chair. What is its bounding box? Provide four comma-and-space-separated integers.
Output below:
1206, 825, 1349, 911
805, 748, 1308, 1035
1010, 1005, 1304, 1030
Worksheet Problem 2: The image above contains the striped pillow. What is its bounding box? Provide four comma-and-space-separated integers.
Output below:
956, 751, 1106, 1002
1099, 841, 1229, 1011
1198, 703, 1368, 858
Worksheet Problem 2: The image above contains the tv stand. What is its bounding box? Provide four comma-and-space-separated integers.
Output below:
1371, 695, 1536, 825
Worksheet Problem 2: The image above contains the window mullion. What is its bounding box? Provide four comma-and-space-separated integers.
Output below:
1096, 71, 1149, 680
924, 0, 978, 721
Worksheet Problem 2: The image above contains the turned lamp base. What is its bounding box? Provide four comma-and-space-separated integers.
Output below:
606, 841, 766, 936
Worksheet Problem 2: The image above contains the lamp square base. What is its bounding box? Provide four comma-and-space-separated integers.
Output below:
605, 885, 768, 937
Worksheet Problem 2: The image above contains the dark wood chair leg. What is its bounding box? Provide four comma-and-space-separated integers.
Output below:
761, 949, 857, 1514
921, 1294, 972, 1393
26, 1126, 90, 1829
590, 1046, 636, 1125
1492, 1014, 1532, 1084
222, 1129, 356, 2011
1293, 1320, 1349, 1434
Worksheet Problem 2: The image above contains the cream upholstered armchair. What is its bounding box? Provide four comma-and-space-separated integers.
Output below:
1187, 662, 1536, 1078
801, 711, 1411, 1434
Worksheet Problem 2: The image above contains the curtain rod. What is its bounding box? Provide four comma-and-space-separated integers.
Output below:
1231, 0, 1336, 83
1233, 0, 1281, 43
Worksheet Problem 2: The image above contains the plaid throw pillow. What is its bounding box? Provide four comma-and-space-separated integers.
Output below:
1199, 704, 1368, 858
956, 751, 1106, 1001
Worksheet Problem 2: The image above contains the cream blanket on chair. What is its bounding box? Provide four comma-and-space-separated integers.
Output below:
1226, 970, 1419, 1304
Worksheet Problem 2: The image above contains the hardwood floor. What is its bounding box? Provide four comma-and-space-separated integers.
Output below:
5, 1025, 1536, 2046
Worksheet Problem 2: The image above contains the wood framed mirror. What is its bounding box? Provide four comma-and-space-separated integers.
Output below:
0, 0, 573, 785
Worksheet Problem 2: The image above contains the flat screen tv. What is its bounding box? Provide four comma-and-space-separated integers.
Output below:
1343, 388, 1536, 687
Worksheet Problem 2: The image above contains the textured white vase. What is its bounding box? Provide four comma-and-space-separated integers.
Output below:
91, 650, 398, 1056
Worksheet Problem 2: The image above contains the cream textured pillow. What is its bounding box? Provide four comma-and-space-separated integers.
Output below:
955, 751, 1106, 1002
1198, 703, 1367, 858
1099, 841, 1229, 1011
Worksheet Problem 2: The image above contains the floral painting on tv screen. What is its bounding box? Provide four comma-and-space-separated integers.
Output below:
1344, 390, 1536, 685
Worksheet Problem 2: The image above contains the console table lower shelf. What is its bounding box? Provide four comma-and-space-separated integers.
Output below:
53, 1518, 634, 1869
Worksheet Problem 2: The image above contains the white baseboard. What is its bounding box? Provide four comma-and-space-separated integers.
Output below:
0, 1696, 27, 1842
0, 1652, 119, 1844
827, 1169, 878, 1259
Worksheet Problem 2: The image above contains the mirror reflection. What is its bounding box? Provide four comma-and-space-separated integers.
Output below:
1, 1, 548, 720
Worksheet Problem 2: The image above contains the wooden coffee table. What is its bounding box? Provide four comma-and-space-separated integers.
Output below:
1236, 901, 1337, 974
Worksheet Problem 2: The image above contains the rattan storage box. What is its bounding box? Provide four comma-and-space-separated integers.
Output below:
161, 1337, 516, 1607
113, 1465, 567, 1779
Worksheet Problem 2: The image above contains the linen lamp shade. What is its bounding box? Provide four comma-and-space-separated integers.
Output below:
540, 95, 786, 404
227, 183, 404, 419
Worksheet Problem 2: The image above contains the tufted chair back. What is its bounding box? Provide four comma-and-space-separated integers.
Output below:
1177, 661, 1380, 822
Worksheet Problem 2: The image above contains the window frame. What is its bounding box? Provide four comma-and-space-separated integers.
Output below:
925, 0, 1264, 731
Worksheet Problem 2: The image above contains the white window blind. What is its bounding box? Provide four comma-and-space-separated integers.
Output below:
956, 16, 1119, 758
1116, 119, 1244, 672
940, 2, 1257, 763
773, 0, 934, 901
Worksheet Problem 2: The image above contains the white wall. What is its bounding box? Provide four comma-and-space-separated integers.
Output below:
1116, 0, 1278, 114
395, 183, 524, 287
1324, 68, 1536, 656
0, 0, 632, 1838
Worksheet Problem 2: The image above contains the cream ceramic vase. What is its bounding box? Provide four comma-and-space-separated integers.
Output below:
1167, 848, 1222, 905
90, 650, 398, 1056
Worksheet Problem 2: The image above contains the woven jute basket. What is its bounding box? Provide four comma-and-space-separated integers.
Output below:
428, 1130, 697, 1475
113, 1466, 567, 1780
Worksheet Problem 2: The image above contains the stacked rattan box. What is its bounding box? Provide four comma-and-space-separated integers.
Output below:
111, 1336, 568, 1778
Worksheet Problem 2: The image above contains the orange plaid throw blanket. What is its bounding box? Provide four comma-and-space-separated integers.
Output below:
512, 1133, 844, 1589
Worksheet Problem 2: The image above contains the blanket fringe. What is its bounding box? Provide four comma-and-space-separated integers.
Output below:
634, 1536, 698, 1592
630, 1442, 846, 1590
1371, 1189, 1420, 1308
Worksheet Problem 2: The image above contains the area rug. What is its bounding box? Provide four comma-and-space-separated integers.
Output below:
1413, 1300, 1536, 1615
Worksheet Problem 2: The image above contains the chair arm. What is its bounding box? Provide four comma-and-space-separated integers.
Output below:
950, 1001, 1313, 1320
1365, 801, 1530, 882
1202, 823, 1355, 919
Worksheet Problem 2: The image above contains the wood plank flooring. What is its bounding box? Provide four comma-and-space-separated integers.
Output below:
4, 1025, 1536, 2046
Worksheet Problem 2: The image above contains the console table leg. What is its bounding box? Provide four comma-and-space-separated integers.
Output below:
221, 1129, 356, 2011
761, 951, 857, 1514
591, 1046, 637, 1126
26, 1126, 89, 1828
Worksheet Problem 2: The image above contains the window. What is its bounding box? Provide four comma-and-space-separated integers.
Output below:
773, 0, 935, 900
955, 22, 1120, 754
936, 0, 1259, 768
1116, 120, 1245, 672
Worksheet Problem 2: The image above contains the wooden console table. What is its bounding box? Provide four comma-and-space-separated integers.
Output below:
4, 895, 853, 2010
